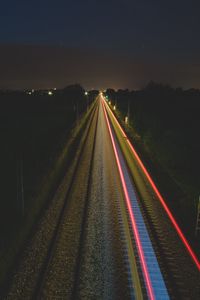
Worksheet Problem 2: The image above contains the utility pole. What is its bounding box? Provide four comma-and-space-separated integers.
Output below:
114, 96, 117, 110
76, 101, 79, 126
17, 153, 24, 217
85, 91, 88, 112
20, 155, 24, 217
125, 99, 130, 125
195, 196, 200, 236
127, 98, 130, 120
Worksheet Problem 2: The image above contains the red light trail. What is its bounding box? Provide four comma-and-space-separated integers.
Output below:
102, 98, 155, 300
104, 97, 200, 272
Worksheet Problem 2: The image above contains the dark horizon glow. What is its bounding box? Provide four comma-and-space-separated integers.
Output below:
1, 44, 200, 91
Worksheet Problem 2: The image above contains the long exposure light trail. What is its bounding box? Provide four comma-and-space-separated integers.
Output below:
104, 97, 200, 271
102, 98, 155, 300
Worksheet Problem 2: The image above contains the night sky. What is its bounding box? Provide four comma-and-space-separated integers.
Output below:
1, 0, 200, 90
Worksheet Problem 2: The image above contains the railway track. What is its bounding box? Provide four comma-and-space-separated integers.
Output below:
70, 102, 99, 299
103, 97, 200, 300
103, 100, 169, 300
4, 95, 199, 299
4, 102, 98, 299
34, 103, 99, 299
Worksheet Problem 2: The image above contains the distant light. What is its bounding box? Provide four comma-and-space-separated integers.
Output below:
85, 91, 88, 96
109, 101, 111, 105
32, 89, 34, 93
113, 105, 116, 110
54, 88, 57, 91
125, 116, 128, 124
28, 92, 32, 95
48, 91, 53, 96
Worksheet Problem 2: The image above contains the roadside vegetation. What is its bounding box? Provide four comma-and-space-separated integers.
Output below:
0, 85, 98, 286
105, 83, 200, 254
